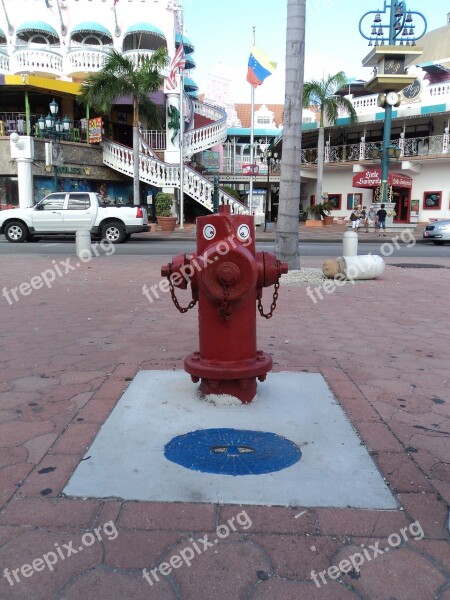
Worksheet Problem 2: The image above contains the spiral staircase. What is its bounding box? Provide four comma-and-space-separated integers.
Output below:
102, 98, 250, 214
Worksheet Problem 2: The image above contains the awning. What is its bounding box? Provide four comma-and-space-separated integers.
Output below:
184, 53, 196, 70
16, 21, 59, 37
183, 76, 198, 92
3, 74, 80, 96
124, 22, 166, 41
71, 22, 113, 40
175, 33, 194, 53
353, 169, 413, 189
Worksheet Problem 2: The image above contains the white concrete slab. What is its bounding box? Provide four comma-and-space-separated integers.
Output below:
64, 371, 397, 508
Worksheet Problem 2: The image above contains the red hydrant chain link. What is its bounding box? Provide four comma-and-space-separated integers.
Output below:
168, 278, 198, 313
257, 281, 280, 319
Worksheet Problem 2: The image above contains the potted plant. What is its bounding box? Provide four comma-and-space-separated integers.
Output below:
305, 201, 334, 227
319, 194, 335, 225
155, 192, 177, 232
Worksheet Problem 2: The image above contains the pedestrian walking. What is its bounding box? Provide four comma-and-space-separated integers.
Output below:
377, 203, 387, 236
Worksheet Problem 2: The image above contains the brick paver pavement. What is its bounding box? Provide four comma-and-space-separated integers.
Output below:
0, 236, 448, 599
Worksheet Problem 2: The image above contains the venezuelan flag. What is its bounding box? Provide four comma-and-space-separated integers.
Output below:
246, 46, 277, 87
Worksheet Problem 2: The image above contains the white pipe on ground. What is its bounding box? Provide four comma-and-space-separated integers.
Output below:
338, 255, 385, 280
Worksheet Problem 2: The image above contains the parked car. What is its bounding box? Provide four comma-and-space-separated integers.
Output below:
0, 192, 149, 243
423, 219, 450, 245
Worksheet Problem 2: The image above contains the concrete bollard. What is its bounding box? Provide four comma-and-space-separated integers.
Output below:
338, 255, 385, 280
76, 229, 92, 259
342, 230, 358, 257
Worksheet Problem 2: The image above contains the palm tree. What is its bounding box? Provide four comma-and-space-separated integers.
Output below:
77, 48, 168, 205
274, 0, 305, 270
303, 71, 357, 201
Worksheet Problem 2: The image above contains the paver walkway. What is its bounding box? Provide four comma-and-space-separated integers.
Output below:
0, 240, 448, 599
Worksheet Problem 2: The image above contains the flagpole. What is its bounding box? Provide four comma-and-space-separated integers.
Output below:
179, 69, 184, 229
113, 1, 120, 37
249, 85, 255, 216
249, 27, 256, 219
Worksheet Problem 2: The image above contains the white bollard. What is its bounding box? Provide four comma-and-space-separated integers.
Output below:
338, 254, 385, 280
76, 229, 92, 259
342, 230, 358, 257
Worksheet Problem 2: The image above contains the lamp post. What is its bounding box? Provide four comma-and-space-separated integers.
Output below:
359, 2, 426, 206
261, 149, 280, 230
371, 144, 401, 204
38, 98, 71, 191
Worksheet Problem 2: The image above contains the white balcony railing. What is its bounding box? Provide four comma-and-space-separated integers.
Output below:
0, 51, 9, 73
10, 49, 63, 76
103, 138, 249, 214
183, 99, 228, 157
221, 133, 449, 172
65, 49, 110, 75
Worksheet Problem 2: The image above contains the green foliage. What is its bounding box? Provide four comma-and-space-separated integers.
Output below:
76, 48, 169, 129
221, 185, 240, 200
303, 71, 358, 127
155, 192, 174, 217
307, 201, 334, 220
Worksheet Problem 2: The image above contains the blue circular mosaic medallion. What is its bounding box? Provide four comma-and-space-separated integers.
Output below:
164, 428, 302, 476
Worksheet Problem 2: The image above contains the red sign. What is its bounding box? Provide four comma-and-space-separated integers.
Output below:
88, 117, 102, 144
352, 169, 412, 189
242, 164, 259, 175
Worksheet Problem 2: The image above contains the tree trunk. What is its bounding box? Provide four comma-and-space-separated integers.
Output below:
316, 126, 324, 201
132, 100, 140, 206
274, 0, 305, 270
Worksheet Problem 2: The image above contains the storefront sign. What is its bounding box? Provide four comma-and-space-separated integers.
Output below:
352, 169, 412, 189
202, 150, 219, 172
242, 164, 259, 175
88, 117, 102, 144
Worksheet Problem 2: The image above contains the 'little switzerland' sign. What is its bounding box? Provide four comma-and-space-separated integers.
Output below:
352, 169, 412, 189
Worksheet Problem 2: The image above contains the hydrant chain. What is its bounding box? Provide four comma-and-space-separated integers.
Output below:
257, 281, 280, 319
168, 279, 198, 313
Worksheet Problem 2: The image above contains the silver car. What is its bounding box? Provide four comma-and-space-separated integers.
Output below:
423, 219, 450, 245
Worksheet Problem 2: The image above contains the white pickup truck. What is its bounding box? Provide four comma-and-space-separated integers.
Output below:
0, 192, 149, 243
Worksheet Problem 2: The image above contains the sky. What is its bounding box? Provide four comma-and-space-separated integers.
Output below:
183, 0, 449, 104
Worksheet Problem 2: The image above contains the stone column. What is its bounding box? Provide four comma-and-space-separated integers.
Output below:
10, 135, 35, 208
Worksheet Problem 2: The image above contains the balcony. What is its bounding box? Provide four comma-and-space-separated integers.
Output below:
0, 50, 8, 73
221, 132, 449, 173
10, 48, 63, 77
65, 48, 110, 78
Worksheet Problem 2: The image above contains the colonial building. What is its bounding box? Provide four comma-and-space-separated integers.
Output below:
0, 0, 242, 217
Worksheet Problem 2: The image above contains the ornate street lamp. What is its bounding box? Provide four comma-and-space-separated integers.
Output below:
37, 99, 72, 190
261, 148, 280, 230
359, 1, 426, 206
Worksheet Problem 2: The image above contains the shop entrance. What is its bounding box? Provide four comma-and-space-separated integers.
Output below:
393, 189, 411, 223
352, 169, 413, 223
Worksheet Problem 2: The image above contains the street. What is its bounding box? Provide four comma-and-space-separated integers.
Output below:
0, 236, 448, 257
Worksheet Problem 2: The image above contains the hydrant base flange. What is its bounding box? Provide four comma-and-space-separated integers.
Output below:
184, 351, 272, 404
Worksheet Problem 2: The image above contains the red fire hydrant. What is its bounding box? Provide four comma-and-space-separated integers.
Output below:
161, 205, 288, 403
